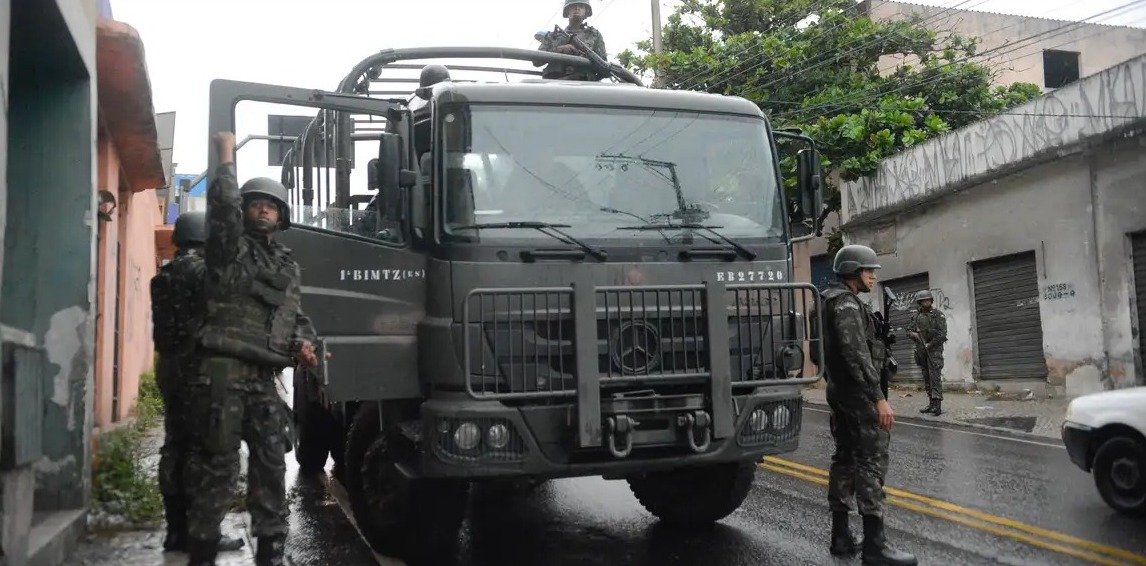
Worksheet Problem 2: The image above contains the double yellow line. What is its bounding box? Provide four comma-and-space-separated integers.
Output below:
759, 457, 1146, 566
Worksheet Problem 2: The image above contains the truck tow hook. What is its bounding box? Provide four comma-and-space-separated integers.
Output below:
680, 411, 713, 453
605, 415, 638, 459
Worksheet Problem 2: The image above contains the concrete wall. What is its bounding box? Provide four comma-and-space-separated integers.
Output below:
863, 0, 1146, 91
113, 187, 158, 422
93, 138, 119, 430
840, 54, 1146, 396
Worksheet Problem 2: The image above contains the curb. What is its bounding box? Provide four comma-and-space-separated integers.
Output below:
801, 399, 1062, 443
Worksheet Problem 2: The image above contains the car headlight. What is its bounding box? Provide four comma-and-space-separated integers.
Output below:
1064, 401, 1074, 422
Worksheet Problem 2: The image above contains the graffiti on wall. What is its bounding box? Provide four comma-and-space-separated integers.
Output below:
889, 288, 951, 313
843, 57, 1146, 221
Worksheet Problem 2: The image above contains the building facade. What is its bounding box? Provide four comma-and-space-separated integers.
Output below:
0, 1, 165, 564
862, 0, 1146, 92
838, 54, 1146, 397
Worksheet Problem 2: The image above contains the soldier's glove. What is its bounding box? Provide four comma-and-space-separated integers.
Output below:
886, 335, 897, 345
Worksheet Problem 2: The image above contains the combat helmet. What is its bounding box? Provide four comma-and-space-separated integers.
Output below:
915, 289, 934, 303
563, 0, 592, 17
239, 177, 292, 230
172, 210, 207, 248
832, 244, 881, 276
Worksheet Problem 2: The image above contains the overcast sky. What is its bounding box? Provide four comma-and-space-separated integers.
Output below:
110, 0, 1146, 178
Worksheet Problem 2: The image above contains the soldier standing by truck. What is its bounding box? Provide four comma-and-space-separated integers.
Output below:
820, 245, 917, 566
910, 290, 947, 416
150, 211, 245, 555
536, 0, 608, 80
183, 131, 322, 566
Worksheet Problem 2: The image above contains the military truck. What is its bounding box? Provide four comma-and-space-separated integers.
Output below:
207, 46, 826, 563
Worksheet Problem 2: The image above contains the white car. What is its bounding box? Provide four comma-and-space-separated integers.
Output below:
1062, 386, 1146, 517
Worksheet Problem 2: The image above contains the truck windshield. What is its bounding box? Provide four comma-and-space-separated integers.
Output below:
439, 104, 785, 244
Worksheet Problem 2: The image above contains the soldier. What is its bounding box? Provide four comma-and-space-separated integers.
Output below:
820, 245, 917, 566
183, 131, 323, 566
536, 0, 608, 80
150, 211, 245, 555
910, 290, 947, 416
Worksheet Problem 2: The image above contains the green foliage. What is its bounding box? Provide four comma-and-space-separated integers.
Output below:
619, 0, 1042, 216
91, 370, 166, 526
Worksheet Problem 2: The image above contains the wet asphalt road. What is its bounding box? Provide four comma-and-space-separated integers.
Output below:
281, 406, 1146, 566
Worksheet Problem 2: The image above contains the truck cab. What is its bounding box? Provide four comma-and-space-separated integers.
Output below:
206, 46, 826, 565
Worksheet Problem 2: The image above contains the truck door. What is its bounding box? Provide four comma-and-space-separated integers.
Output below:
207, 79, 423, 402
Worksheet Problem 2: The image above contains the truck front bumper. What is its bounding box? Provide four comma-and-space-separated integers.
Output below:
412, 387, 803, 479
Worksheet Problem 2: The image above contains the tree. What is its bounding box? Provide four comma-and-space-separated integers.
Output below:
619, 0, 1043, 252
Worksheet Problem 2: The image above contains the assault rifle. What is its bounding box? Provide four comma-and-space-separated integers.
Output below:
547, 25, 611, 78
874, 286, 900, 399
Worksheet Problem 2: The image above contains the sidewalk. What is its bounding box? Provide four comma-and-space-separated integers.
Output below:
802, 385, 1069, 440
66, 428, 257, 566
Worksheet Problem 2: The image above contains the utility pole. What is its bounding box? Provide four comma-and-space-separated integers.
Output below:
651, 0, 664, 88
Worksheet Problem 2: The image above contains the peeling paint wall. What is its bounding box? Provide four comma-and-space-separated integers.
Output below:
841, 55, 1146, 224
850, 155, 1107, 391
848, 138, 1146, 396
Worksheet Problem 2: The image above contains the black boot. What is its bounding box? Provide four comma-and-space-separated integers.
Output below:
162, 498, 187, 552
187, 539, 218, 566
218, 534, 246, 552
919, 399, 936, 414
256, 535, 287, 566
163, 529, 244, 553
861, 515, 917, 565
930, 400, 942, 416
829, 511, 860, 555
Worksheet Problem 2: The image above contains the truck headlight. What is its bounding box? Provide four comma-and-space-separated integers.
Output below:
453, 422, 482, 450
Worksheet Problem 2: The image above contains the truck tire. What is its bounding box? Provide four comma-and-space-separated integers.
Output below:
342, 404, 381, 505
357, 431, 470, 565
293, 385, 332, 475
627, 461, 756, 525
1093, 435, 1146, 517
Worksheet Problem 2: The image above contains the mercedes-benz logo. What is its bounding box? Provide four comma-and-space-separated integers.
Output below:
610, 321, 662, 375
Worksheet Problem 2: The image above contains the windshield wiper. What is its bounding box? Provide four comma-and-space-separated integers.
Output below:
451, 222, 607, 261
617, 223, 757, 261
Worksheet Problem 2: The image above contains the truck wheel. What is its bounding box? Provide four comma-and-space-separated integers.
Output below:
627, 461, 756, 525
1093, 436, 1146, 517
293, 385, 332, 474
341, 404, 380, 504
357, 431, 470, 565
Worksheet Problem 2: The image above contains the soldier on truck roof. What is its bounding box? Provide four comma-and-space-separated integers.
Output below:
536, 0, 608, 81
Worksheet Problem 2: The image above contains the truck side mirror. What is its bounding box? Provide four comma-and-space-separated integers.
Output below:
796, 148, 824, 235
378, 133, 418, 223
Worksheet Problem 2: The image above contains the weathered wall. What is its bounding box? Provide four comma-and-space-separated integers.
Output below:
114, 188, 158, 421
94, 136, 119, 429
841, 55, 1146, 225
849, 155, 1105, 391
865, 1, 1146, 92
1092, 135, 1146, 390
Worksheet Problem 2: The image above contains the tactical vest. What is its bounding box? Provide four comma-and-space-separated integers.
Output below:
199, 240, 301, 368
911, 310, 944, 352
151, 251, 205, 357
819, 285, 884, 384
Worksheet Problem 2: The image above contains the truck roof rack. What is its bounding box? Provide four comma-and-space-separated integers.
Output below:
280, 47, 645, 213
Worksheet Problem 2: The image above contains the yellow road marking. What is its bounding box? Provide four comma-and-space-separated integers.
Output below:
759, 457, 1146, 566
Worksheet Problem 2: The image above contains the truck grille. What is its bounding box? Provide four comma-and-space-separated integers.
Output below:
461, 283, 822, 399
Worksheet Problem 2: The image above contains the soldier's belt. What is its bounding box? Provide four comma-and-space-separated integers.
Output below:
200, 332, 293, 368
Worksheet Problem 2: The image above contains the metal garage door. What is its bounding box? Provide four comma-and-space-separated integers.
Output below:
881, 274, 931, 383
972, 251, 1046, 380
1133, 233, 1146, 375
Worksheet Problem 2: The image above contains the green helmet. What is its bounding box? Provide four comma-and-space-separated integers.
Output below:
239, 177, 292, 230
172, 211, 207, 248
916, 289, 934, 303
832, 244, 881, 275
563, 0, 592, 17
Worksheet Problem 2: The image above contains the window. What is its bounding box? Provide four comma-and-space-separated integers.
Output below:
1043, 50, 1080, 89
438, 105, 786, 245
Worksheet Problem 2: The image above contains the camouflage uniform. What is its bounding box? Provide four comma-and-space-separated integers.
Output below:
151, 213, 244, 554
911, 299, 946, 412
821, 281, 890, 519
819, 245, 916, 566
537, 1, 608, 81
184, 163, 314, 566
